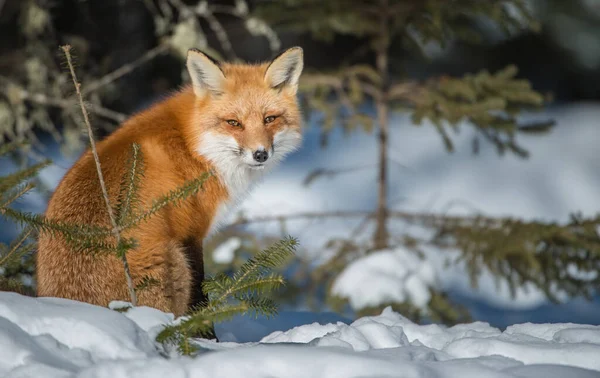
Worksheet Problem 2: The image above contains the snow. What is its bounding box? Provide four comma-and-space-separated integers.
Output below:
331, 247, 437, 310
211, 237, 242, 264
2, 292, 600, 377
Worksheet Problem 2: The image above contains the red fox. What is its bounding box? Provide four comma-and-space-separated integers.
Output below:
36, 47, 304, 316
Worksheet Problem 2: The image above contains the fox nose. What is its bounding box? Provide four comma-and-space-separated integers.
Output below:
253, 149, 269, 163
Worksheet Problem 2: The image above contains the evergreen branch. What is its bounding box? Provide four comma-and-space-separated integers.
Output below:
115, 143, 144, 226
63, 236, 119, 254
206, 274, 286, 300
181, 302, 253, 334
1, 207, 111, 239
121, 171, 212, 230
154, 324, 180, 344
236, 295, 279, 318
135, 275, 161, 292
3, 208, 110, 237
154, 324, 199, 356
229, 237, 296, 288
0, 276, 30, 295
0, 182, 35, 209
0, 228, 34, 267
434, 213, 600, 300
202, 302, 253, 322
0, 160, 50, 194
208, 237, 296, 306
158, 302, 250, 345
2, 208, 118, 255
62, 45, 137, 306
201, 273, 231, 297
157, 237, 295, 352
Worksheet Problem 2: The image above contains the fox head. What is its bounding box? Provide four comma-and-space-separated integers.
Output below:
186, 47, 304, 192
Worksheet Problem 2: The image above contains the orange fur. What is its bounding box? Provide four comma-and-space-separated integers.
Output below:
36, 48, 304, 315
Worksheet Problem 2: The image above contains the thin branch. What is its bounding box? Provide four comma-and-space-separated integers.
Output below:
201, 8, 237, 60
2, 42, 169, 123
10, 84, 127, 123
361, 83, 381, 99
303, 164, 376, 187
226, 210, 497, 228
169, 0, 238, 60
61, 45, 137, 306
82, 44, 170, 96
209, 4, 247, 16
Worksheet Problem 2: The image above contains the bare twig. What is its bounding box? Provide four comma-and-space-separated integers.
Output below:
82, 44, 170, 96
226, 210, 496, 228
26, 90, 126, 123
302, 164, 374, 187
0, 75, 126, 122
201, 9, 237, 60
209, 3, 247, 16
169, 0, 238, 60
2, 43, 167, 124
61, 45, 137, 306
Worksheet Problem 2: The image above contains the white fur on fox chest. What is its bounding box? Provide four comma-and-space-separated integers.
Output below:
197, 133, 264, 238
197, 129, 302, 238
205, 171, 260, 238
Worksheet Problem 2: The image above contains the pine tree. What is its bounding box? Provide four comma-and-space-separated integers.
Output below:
0, 142, 50, 294
254, 0, 600, 322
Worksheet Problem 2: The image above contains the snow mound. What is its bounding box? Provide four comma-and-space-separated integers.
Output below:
0, 293, 158, 377
2, 293, 600, 377
212, 237, 242, 264
331, 247, 437, 310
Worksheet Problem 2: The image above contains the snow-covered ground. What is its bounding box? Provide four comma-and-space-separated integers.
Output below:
2, 292, 600, 378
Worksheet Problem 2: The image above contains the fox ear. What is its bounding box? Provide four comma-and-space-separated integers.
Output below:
186, 49, 225, 97
264, 47, 304, 93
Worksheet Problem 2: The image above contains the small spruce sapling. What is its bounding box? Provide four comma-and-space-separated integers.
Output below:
157, 236, 298, 355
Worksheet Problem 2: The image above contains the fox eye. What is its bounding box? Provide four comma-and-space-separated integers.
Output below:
264, 116, 277, 124
227, 119, 241, 127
